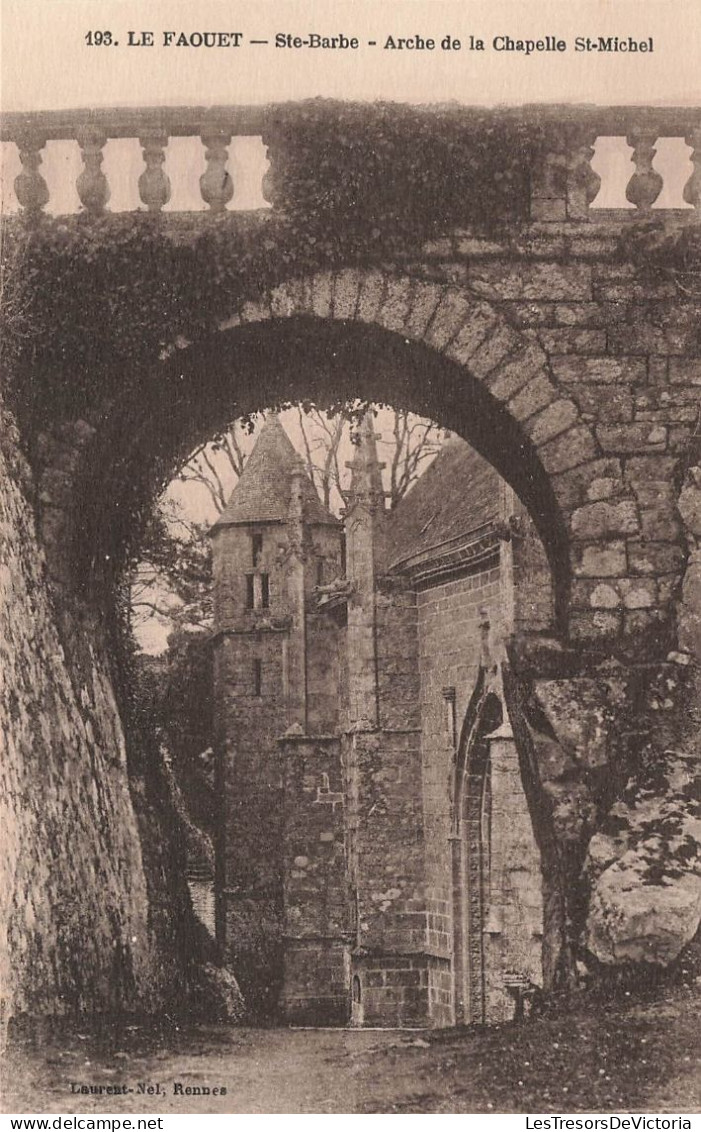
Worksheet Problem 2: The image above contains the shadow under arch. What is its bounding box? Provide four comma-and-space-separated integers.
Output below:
76, 313, 572, 634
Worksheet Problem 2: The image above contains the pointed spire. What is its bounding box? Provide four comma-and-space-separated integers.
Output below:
211, 414, 338, 530
347, 410, 386, 514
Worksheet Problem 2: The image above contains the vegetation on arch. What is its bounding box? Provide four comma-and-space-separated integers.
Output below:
262, 99, 540, 241
0, 99, 542, 427
617, 221, 701, 298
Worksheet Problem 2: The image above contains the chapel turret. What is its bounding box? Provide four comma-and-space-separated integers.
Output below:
209, 413, 342, 1015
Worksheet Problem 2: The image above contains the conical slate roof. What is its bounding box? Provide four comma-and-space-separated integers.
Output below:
211, 415, 339, 530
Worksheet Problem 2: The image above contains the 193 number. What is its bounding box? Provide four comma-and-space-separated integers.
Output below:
85, 31, 115, 45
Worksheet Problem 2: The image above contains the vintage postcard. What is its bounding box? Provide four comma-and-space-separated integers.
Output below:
1, 0, 701, 1119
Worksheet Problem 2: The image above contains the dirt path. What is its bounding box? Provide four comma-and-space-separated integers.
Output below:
2, 1028, 405, 1114
2, 987, 700, 1114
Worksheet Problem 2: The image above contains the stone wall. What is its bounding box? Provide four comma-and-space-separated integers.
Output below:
512, 503, 556, 635
0, 406, 157, 1028
416, 558, 505, 963
306, 612, 341, 733
214, 629, 287, 1015
584, 463, 701, 970
376, 584, 421, 731
345, 726, 430, 1025
278, 735, 349, 1024
455, 252, 695, 648
1, 400, 243, 1034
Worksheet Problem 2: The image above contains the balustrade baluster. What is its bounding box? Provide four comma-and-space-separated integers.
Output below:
566, 129, 601, 220
14, 132, 50, 217
683, 127, 701, 218
76, 126, 110, 215
138, 132, 171, 212
625, 127, 663, 214
199, 127, 234, 212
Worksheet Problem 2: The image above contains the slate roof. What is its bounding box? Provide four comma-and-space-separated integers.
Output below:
211, 415, 339, 530
381, 435, 502, 573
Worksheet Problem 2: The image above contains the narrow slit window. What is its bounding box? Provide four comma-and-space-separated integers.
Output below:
316, 558, 324, 586
253, 659, 262, 697
443, 687, 457, 748
260, 573, 270, 609
245, 573, 255, 610
252, 532, 263, 567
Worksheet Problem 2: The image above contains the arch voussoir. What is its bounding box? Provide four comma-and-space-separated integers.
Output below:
464, 322, 524, 380
214, 269, 606, 522
375, 275, 414, 333
507, 371, 560, 423
331, 268, 363, 320
538, 425, 601, 477
311, 271, 335, 318
442, 301, 501, 366
357, 269, 387, 322
404, 280, 445, 338
523, 398, 581, 448
548, 458, 626, 512
422, 287, 482, 351
481, 343, 546, 402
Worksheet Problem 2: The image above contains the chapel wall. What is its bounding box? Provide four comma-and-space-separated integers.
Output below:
416, 561, 506, 961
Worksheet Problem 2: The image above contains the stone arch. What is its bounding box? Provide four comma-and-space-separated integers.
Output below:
36, 266, 639, 1019
70, 268, 588, 640
12, 254, 696, 1026
215, 267, 598, 509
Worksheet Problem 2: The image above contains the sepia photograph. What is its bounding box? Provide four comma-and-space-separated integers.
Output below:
1, 0, 700, 1118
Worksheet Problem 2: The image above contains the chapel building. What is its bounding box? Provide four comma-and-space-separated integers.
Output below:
210, 413, 552, 1027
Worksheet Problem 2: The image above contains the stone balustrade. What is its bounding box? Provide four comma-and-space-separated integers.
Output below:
528, 107, 700, 222
1, 104, 699, 221
2, 106, 270, 217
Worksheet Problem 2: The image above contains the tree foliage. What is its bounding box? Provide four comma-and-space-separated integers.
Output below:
134, 629, 216, 837
131, 502, 214, 633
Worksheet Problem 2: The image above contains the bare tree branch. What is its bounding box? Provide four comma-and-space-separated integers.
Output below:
131, 404, 443, 643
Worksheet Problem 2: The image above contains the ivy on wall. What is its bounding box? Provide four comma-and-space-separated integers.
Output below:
0, 99, 556, 676
0, 100, 544, 432
617, 221, 701, 298
262, 101, 538, 246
